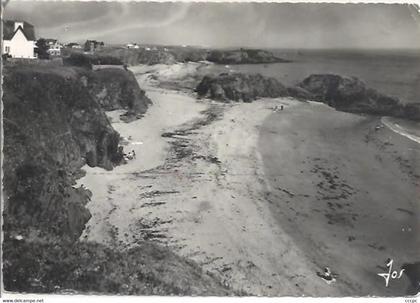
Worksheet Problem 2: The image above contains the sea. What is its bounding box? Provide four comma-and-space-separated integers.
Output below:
201, 49, 420, 105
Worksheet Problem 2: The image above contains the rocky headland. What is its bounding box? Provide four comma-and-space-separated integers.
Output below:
85, 68, 152, 121
206, 48, 290, 64
196, 73, 289, 102
196, 72, 420, 121
2, 63, 231, 295
298, 74, 420, 120
95, 47, 289, 66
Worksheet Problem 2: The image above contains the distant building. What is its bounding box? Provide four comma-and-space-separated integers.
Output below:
126, 43, 140, 49
84, 40, 104, 53
45, 38, 57, 46
3, 20, 36, 58
66, 42, 82, 49
45, 39, 63, 56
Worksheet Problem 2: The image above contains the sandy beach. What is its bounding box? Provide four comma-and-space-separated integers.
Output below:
78, 63, 420, 296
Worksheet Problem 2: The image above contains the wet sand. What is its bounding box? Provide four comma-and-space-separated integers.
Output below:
259, 102, 420, 296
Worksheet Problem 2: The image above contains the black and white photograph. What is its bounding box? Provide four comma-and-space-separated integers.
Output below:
1, 1, 420, 300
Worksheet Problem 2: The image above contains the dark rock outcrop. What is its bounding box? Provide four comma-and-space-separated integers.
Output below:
298, 74, 420, 120
298, 74, 400, 114
85, 68, 152, 119
286, 86, 313, 100
63, 54, 152, 120
196, 72, 420, 121
196, 73, 288, 102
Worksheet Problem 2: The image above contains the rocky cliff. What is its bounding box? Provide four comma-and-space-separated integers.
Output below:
3, 64, 229, 295
85, 68, 152, 121
3, 64, 120, 243
206, 49, 290, 65
96, 48, 177, 65
96, 47, 289, 66
196, 73, 289, 102
196, 72, 420, 121
298, 74, 420, 120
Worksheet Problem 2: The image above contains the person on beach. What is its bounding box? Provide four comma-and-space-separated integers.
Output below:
132, 150, 136, 159
281, 105, 284, 111
127, 152, 133, 160
317, 267, 335, 284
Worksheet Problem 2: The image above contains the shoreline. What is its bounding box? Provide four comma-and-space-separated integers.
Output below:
77, 62, 420, 296
78, 62, 315, 295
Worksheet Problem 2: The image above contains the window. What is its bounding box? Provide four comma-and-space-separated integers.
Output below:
5, 46, 10, 53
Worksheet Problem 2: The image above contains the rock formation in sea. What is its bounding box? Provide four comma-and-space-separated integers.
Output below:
298, 74, 420, 121
196, 72, 420, 121
196, 73, 289, 102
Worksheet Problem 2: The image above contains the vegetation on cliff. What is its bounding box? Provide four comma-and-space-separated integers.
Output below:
3, 64, 120, 243
95, 46, 289, 66
196, 73, 288, 102
206, 49, 290, 64
3, 63, 230, 295
95, 48, 178, 65
3, 240, 231, 295
63, 53, 123, 69
84, 68, 152, 121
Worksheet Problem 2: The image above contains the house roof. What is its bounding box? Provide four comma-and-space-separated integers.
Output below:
3, 20, 36, 41
45, 38, 58, 43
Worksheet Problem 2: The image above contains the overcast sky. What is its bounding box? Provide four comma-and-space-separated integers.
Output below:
5, 2, 420, 49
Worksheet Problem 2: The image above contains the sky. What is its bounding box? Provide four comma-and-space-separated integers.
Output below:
4, 2, 420, 49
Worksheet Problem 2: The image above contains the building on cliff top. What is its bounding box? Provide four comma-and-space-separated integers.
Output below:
3, 20, 37, 59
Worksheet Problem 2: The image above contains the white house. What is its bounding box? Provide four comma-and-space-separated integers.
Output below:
66, 42, 82, 49
126, 43, 140, 49
47, 44, 62, 56
3, 20, 36, 59
45, 39, 63, 56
